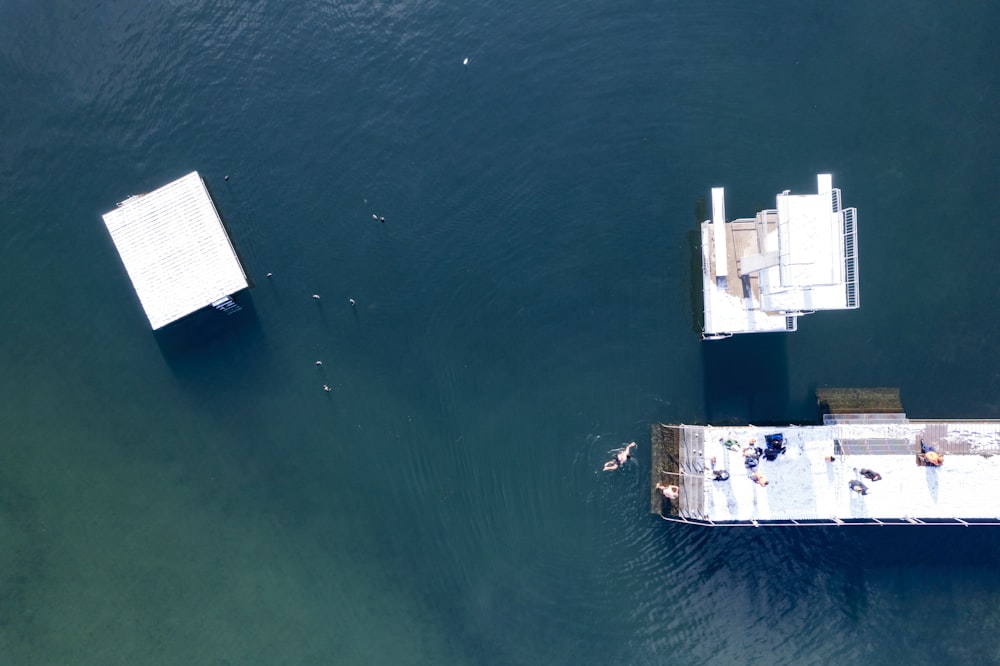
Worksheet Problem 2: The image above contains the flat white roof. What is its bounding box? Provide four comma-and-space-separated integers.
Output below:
775, 193, 841, 287
102, 171, 248, 329
676, 422, 1000, 524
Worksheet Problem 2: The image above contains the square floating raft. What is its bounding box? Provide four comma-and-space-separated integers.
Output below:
102, 171, 248, 330
700, 173, 859, 339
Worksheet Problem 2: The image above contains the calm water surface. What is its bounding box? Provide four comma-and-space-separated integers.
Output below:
2, 1, 1000, 664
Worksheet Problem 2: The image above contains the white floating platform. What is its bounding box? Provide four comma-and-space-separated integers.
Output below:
658, 421, 1000, 526
102, 171, 248, 330
700, 173, 859, 339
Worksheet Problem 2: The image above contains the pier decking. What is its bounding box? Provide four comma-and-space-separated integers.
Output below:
701, 173, 859, 339
102, 171, 248, 329
652, 393, 1000, 526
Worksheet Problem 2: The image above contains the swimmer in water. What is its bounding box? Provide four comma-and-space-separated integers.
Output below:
602, 441, 637, 471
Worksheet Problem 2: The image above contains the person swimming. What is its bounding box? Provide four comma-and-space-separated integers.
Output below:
603, 442, 637, 471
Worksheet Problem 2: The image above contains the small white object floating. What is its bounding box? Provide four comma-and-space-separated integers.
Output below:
315, 360, 323, 366
463, 57, 469, 65
372, 214, 377, 221
312, 294, 321, 300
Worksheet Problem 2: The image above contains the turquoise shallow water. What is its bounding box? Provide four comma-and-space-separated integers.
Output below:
2, 1, 1000, 664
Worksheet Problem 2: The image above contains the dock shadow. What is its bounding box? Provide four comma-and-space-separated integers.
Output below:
686, 226, 705, 336
153, 290, 267, 386
700, 333, 790, 424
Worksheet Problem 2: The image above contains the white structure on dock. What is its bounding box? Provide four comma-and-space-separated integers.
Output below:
700, 173, 859, 339
654, 420, 1000, 526
102, 171, 248, 329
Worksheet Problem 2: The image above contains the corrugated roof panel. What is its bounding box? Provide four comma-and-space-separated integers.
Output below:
102, 171, 248, 329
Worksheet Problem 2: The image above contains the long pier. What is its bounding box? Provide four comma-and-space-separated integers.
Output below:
651, 389, 1000, 526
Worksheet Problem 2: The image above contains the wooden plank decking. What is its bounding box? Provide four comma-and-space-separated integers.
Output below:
816, 387, 903, 414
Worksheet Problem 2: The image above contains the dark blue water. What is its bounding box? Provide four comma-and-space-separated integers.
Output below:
3, 1, 1000, 663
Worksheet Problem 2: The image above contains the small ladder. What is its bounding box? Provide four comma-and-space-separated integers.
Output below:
211, 296, 242, 315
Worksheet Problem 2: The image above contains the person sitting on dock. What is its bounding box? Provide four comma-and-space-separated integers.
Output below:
603, 442, 637, 471
709, 456, 730, 481
848, 479, 869, 495
656, 482, 680, 500
742, 447, 760, 470
860, 468, 882, 482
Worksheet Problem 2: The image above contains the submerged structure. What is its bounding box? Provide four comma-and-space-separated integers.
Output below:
651, 389, 1000, 526
700, 174, 859, 339
102, 171, 248, 329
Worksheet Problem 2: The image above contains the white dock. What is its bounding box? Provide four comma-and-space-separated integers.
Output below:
102, 171, 248, 330
653, 421, 1000, 526
700, 173, 859, 339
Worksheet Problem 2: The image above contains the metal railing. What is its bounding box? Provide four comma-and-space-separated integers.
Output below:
659, 514, 1000, 527
842, 207, 859, 308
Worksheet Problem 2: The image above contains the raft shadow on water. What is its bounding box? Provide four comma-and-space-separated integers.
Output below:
700, 333, 791, 424
153, 290, 266, 381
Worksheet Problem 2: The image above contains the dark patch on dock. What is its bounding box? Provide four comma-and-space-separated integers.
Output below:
651, 423, 679, 516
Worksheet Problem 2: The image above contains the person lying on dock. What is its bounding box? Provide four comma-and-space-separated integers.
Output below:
750, 471, 768, 487
656, 483, 680, 500
742, 447, 760, 470
848, 480, 869, 495
860, 468, 882, 482
709, 457, 730, 481
921, 451, 944, 466
602, 442, 637, 471
919, 440, 944, 466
